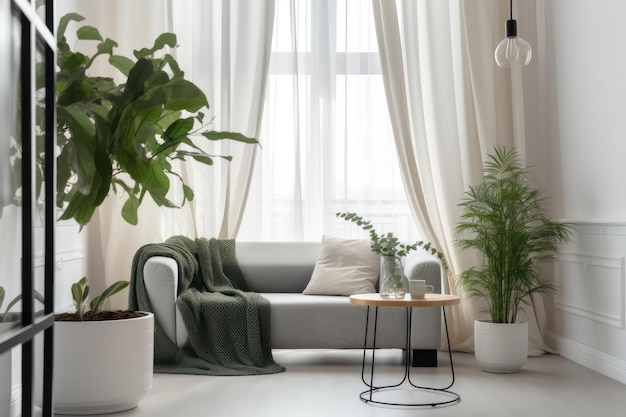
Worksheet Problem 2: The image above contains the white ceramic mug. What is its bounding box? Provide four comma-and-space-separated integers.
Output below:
409, 280, 434, 299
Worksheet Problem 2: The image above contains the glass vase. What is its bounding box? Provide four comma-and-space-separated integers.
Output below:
379, 255, 406, 299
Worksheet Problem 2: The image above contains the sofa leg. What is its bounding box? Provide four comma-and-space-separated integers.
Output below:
411, 349, 438, 367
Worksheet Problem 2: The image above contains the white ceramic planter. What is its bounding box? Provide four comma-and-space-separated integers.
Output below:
474, 320, 528, 373
35, 312, 154, 415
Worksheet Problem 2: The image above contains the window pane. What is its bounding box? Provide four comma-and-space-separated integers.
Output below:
239, 0, 418, 243
0, 8, 24, 334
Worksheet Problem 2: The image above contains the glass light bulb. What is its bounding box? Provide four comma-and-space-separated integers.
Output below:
495, 36, 532, 68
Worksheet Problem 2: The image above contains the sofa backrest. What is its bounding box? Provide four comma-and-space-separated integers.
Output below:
235, 242, 321, 293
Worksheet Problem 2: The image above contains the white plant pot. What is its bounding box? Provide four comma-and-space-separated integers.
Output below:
474, 320, 528, 373
35, 312, 154, 415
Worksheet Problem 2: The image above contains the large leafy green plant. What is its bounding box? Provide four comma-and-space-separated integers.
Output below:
454, 147, 573, 324
56, 13, 257, 226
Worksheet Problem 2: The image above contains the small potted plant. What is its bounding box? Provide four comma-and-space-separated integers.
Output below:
336, 212, 446, 298
454, 147, 573, 372
38, 278, 154, 415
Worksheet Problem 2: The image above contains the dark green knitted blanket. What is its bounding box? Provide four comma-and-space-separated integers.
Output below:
129, 236, 284, 375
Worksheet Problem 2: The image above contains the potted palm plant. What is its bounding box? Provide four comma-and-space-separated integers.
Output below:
454, 147, 573, 373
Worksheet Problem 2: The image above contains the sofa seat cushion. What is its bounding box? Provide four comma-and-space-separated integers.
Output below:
262, 293, 440, 350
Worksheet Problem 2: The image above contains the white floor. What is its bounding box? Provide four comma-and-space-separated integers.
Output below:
57, 349, 626, 417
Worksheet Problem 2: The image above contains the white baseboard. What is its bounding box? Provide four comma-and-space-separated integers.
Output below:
546, 331, 626, 385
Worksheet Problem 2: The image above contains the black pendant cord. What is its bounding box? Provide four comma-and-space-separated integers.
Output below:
506, 0, 518, 38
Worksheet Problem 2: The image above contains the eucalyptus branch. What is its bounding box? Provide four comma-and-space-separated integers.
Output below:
336, 212, 447, 268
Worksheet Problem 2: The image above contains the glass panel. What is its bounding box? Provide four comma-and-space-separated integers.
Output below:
34, 41, 47, 317
0, 350, 11, 416
33, 332, 44, 413
0, 7, 23, 334
36, 0, 47, 24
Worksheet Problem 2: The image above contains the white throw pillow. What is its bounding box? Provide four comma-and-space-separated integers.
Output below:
302, 235, 380, 296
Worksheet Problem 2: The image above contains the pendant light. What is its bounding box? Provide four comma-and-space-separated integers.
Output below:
494, 0, 532, 67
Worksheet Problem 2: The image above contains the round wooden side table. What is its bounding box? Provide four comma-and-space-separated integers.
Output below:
349, 293, 461, 408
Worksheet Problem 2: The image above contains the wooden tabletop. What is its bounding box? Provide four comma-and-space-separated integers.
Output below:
349, 293, 460, 308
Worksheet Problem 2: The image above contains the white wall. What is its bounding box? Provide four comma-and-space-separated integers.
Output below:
536, 0, 626, 384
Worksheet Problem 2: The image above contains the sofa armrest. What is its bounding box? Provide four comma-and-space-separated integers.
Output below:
403, 252, 443, 293
143, 256, 188, 346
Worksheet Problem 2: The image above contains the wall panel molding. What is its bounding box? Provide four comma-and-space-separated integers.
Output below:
556, 253, 625, 328
34, 248, 85, 312
551, 220, 626, 384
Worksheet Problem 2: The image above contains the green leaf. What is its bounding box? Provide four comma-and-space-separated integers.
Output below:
122, 195, 140, 225
67, 138, 98, 195
109, 55, 135, 77
134, 33, 177, 59
148, 191, 177, 208
57, 79, 92, 106
90, 281, 129, 314
57, 106, 96, 137
162, 79, 208, 112
4, 294, 20, 315
96, 38, 118, 56
58, 188, 98, 226
201, 131, 258, 144
92, 146, 113, 206
57, 13, 85, 40
156, 110, 182, 131
76, 25, 103, 41
164, 118, 194, 141
178, 151, 215, 165
161, 54, 183, 77
71, 277, 89, 319
182, 184, 194, 202
126, 58, 154, 96
59, 52, 88, 71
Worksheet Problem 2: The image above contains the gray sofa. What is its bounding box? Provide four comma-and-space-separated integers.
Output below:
141, 241, 443, 366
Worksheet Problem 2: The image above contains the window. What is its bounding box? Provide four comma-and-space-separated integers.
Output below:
1, 1, 55, 416
238, 0, 419, 243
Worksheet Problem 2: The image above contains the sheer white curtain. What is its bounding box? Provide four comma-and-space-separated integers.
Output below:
373, 0, 552, 354
169, 0, 276, 239
57, 0, 275, 308
238, 0, 418, 243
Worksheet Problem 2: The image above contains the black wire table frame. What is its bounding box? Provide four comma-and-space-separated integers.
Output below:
353, 294, 461, 408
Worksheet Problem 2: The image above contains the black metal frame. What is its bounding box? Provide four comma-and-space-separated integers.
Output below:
0, 1, 55, 416
359, 306, 460, 408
